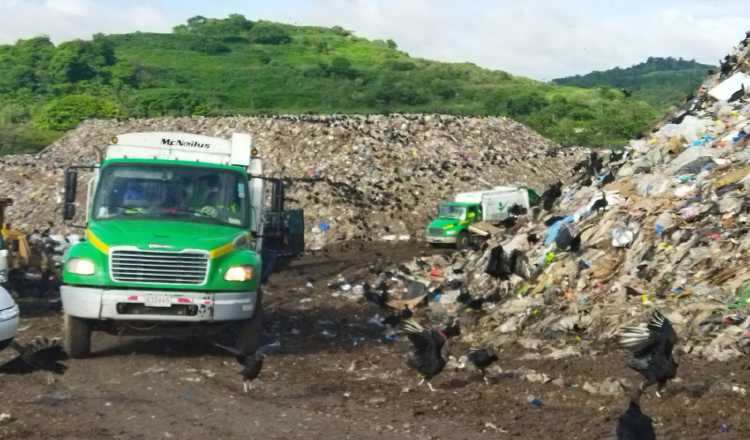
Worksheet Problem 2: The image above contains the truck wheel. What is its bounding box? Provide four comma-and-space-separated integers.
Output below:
236, 294, 263, 354
63, 314, 91, 358
455, 231, 469, 250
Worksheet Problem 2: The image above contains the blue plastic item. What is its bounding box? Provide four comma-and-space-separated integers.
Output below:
655, 224, 664, 237
733, 130, 747, 143
544, 216, 574, 246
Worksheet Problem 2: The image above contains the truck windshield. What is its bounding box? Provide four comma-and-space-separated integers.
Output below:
438, 205, 466, 220
92, 164, 250, 228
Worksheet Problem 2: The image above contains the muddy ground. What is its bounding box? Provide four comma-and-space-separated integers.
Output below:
1, 242, 749, 440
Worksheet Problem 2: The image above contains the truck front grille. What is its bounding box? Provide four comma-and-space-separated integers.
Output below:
110, 249, 209, 285
428, 228, 444, 236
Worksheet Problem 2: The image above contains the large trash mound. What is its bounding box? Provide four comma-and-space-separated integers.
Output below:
0, 114, 585, 241
356, 33, 750, 361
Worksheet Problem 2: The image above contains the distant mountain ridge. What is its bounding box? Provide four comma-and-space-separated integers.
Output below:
553, 57, 714, 109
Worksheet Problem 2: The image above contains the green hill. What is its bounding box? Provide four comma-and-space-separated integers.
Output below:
0, 14, 661, 153
553, 57, 713, 110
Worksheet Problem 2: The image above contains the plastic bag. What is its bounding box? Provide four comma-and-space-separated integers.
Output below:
635, 174, 671, 197
668, 147, 719, 175
656, 116, 711, 143
654, 212, 674, 238
611, 221, 640, 248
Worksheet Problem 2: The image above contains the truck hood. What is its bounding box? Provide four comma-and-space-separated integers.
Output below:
428, 218, 463, 230
87, 219, 248, 253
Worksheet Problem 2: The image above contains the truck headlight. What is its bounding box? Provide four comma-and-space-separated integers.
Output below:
445, 229, 457, 235
224, 265, 253, 282
66, 258, 95, 276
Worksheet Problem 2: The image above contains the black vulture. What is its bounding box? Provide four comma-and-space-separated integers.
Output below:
401, 319, 460, 392
620, 310, 679, 397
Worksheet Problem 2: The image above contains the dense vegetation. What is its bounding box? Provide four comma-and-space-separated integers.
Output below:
554, 57, 713, 110
0, 14, 663, 154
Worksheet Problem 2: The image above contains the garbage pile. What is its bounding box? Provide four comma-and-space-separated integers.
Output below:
0, 114, 586, 243
357, 32, 750, 362
6, 232, 74, 298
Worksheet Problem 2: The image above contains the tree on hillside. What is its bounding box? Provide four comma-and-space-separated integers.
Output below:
47, 39, 116, 84
174, 14, 253, 38
328, 57, 357, 79
248, 22, 292, 45
35, 94, 119, 130
0, 36, 55, 92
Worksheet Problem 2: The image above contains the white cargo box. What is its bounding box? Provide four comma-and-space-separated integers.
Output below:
105, 132, 252, 167
454, 187, 530, 221
481, 188, 530, 221
454, 189, 495, 204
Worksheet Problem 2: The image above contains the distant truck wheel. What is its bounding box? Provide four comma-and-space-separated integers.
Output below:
235, 292, 264, 354
63, 314, 91, 358
455, 231, 469, 250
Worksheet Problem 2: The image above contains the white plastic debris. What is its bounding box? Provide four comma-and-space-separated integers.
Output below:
708, 72, 750, 101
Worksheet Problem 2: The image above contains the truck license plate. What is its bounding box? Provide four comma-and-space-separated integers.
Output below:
144, 294, 172, 308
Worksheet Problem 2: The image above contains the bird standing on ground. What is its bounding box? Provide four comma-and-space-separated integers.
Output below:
541, 181, 563, 211
728, 84, 746, 103
620, 310, 679, 398
508, 204, 528, 216
457, 287, 485, 311
213, 341, 279, 393
616, 394, 656, 440
591, 192, 608, 213
382, 306, 413, 327
362, 282, 390, 308
401, 319, 460, 392
569, 232, 583, 253
363, 283, 413, 327
467, 348, 498, 384
0, 337, 67, 375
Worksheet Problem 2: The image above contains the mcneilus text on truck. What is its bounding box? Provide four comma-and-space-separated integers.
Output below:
60, 132, 303, 358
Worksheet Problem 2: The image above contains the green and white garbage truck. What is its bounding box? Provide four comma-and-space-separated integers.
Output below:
425, 186, 538, 248
60, 132, 303, 358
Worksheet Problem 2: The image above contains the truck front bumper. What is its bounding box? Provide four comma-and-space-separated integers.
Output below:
61, 286, 257, 322
425, 234, 457, 244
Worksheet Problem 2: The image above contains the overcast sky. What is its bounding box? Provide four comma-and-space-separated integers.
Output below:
1, 0, 748, 80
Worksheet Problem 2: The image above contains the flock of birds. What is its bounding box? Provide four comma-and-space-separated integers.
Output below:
396, 310, 677, 439
0, 295, 680, 439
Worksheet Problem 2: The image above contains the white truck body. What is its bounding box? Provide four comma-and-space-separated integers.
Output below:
106, 132, 252, 166
454, 187, 530, 222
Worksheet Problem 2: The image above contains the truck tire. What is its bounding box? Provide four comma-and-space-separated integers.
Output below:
455, 231, 469, 250
236, 292, 263, 354
63, 314, 91, 358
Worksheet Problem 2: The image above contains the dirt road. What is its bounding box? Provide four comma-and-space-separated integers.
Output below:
1, 242, 749, 439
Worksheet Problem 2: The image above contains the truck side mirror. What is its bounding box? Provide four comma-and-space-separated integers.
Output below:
271, 180, 285, 212
63, 169, 78, 221
63, 203, 76, 221
64, 169, 78, 203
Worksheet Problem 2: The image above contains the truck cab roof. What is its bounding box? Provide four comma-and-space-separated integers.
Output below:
106, 132, 253, 167
440, 201, 479, 208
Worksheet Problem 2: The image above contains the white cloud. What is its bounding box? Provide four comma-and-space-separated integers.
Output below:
0, 0, 171, 43
44, 0, 89, 16
298, 0, 750, 79
0, 0, 748, 80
